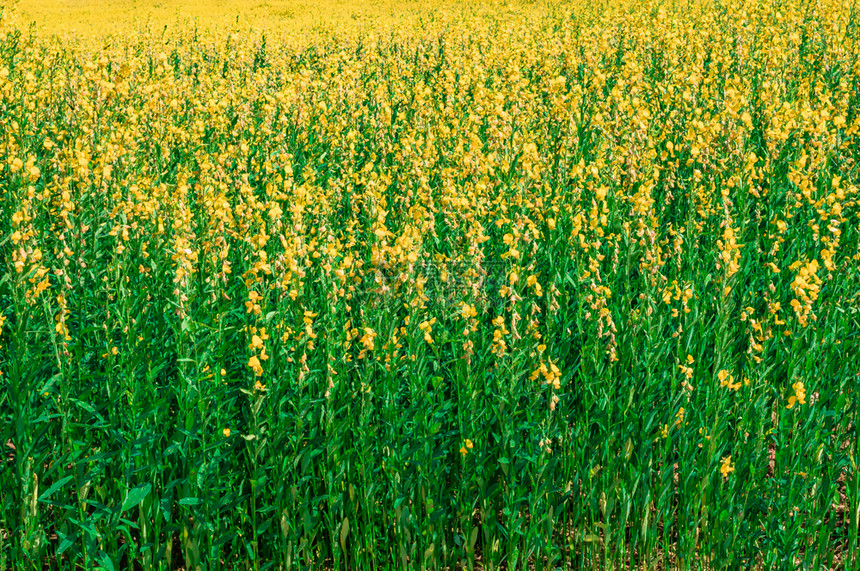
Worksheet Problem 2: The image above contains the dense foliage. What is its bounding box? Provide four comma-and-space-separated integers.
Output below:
1, 0, 859, 568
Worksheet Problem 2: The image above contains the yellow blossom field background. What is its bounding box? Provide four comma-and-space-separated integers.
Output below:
1, 0, 859, 569
11, 0, 525, 37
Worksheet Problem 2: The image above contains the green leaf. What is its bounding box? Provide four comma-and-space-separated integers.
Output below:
38, 475, 74, 503
97, 550, 116, 571
121, 483, 152, 513
339, 517, 350, 553
179, 497, 202, 506
159, 496, 172, 522
56, 531, 78, 555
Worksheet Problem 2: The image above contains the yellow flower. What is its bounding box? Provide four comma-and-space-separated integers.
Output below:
718, 369, 741, 391
461, 302, 477, 319
418, 319, 436, 344
248, 355, 263, 376
223, 428, 231, 438
526, 274, 543, 296
245, 290, 262, 315
787, 381, 807, 409
720, 455, 734, 479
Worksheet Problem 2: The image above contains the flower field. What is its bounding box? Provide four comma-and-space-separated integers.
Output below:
1, 0, 859, 569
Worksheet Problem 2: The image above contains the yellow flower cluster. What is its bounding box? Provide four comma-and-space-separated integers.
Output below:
247, 327, 270, 377
789, 261, 822, 327
720, 455, 734, 479
787, 381, 807, 410
718, 370, 741, 392
0, 0, 855, 544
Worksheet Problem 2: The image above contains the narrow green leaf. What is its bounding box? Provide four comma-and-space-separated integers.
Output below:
121, 483, 152, 513
38, 475, 74, 503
